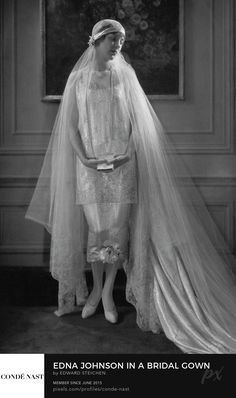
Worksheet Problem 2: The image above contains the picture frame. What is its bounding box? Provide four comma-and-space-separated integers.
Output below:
41, 0, 184, 101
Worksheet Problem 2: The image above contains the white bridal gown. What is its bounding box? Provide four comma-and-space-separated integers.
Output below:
75, 69, 137, 265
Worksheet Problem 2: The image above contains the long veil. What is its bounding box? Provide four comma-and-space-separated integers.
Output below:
25, 45, 236, 352
115, 56, 236, 353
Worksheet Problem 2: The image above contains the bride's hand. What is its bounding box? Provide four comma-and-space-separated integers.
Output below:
107, 153, 131, 170
83, 158, 107, 170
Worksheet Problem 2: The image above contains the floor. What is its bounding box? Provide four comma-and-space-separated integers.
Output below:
0, 266, 182, 354
0, 304, 181, 354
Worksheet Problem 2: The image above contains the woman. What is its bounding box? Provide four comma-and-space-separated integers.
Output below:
26, 19, 236, 353
69, 21, 136, 324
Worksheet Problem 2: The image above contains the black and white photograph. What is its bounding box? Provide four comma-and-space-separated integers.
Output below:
0, 0, 236, 396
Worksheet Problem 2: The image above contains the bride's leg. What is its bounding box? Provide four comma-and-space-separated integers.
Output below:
88, 260, 104, 304
82, 203, 104, 318
101, 204, 131, 323
102, 261, 119, 322
81, 260, 104, 319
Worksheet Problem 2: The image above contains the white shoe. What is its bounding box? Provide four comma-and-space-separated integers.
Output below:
81, 300, 100, 319
104, 308, 118, 324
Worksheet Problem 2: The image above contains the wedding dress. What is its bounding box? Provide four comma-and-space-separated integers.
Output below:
75, 69, 137, 265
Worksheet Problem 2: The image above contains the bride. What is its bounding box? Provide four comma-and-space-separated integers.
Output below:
26, 19, 236, 354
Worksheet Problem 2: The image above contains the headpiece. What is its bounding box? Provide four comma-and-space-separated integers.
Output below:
88, 19, 125, 46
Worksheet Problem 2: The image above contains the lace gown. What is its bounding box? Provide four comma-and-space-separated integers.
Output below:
75, 69, 137, 265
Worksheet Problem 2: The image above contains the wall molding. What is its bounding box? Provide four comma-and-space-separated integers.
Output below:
1, 176, 236, 188
0, 200, 234, 253
167, 0, 234, 154
0, 175, 235, 253
0, 245, 50, 254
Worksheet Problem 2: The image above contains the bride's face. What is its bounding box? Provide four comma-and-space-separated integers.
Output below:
95, 32, 125, 61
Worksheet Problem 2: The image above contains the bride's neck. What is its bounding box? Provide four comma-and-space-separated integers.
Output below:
94, 55, 110, 72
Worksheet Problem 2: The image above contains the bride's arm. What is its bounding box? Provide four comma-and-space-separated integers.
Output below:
113, 123, 136, 161
69, 127, 107, 170
106, 124, 136, 170
125, 128, 136, 158
68, 86, 107, 170
69, 124, 88, 164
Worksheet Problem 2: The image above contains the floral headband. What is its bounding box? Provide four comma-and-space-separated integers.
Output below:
88, 26, 126, 47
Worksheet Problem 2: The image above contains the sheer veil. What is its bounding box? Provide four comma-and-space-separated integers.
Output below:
26, 20, 236, 352
25, 46, 97, 313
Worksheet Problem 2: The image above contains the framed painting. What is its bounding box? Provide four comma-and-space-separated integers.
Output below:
41, 0, 184, 101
